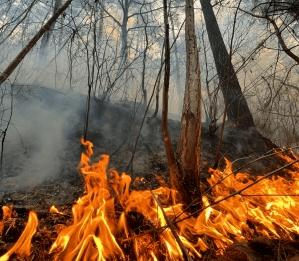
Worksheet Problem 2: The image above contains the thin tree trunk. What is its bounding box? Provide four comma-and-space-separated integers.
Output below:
176, 0, 202, 203
161, 0, 202, 207
162, 0, 192, 206
0, 0, 73, 86
199, 0, 255, 128
118, 0, 129, 75
169, 3, 181, 100
162, 0, 179, 188
39, 0, 62, 64
98, 2, 105, 47
141, 22, 149, 107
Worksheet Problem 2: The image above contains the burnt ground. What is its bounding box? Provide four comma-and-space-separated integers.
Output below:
0, 98, 293, 208
1, 98, 299, 260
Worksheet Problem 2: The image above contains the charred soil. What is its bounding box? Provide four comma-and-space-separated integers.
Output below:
1, 101, 299, 260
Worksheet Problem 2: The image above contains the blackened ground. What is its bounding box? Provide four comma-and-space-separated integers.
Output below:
1, 99, 299, 260
0, 99, 295, 211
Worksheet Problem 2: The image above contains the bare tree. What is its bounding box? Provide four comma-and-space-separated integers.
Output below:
162, 0, 202, 206
0, 0, 74, 86
39, 0, 63, 64
199, 0, 255, 128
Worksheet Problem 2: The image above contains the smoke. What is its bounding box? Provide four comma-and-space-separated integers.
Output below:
0, 84, 85, 192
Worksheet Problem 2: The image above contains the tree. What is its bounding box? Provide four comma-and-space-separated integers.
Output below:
199, 0, 255, 129
243, 0, 299, 64
176, 0, 202, 201
0, 0, 74, 86
162, 0, 202, 206
96, 0, 161, 100
39, 0, 63, 65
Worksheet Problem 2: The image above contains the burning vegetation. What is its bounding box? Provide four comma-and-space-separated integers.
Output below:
0, 0, 298, 259
1, 139, 299, 260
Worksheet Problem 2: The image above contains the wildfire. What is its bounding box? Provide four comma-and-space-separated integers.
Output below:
1, 139, 299, 260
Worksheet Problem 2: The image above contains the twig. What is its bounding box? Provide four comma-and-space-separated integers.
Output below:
202, 145, 299, 197
143, 179, 193, 261
122, 156, 299, 242
0, 85, 13, 174
241, 194, 299, 197
173, 145, 299, 222
175, 156, 299, 224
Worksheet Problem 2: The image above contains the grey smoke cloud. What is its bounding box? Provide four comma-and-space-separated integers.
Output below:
0, 85, 85, 191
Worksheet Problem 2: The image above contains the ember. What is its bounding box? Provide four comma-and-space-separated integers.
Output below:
1, 139, 299, 260
49, 206, 64, 215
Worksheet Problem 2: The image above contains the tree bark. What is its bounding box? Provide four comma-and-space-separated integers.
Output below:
0, 0, 73, 86
161, 0, 180, 190
199, 0, 255, 128
176, 0, 202, 203
118, 0, 129, 75
161, 0, 203, 208
161, 0, 200, 207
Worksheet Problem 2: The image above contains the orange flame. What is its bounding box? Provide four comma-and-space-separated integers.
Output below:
2, 206, 12, 220
49, 139, 124, 260
49, 140, 299, 259
0, 211, 38, 261
2, 140, 299, 260
50, 205, 63, 214
0, 206, 13, 240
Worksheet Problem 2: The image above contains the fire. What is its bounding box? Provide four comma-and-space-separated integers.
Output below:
50, 205, 64, 214
2, 139, 299, 260
2, 206, 12, 220
49, 139, 125, 260
0, 211, 38, 261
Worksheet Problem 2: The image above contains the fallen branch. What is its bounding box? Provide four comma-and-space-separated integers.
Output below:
119, 155, 299, 242
240, 194, 299, 197
203, 145, 299, 197
176, 156, 299, 224
174, 145, 299, 221
143, 179, 193, 261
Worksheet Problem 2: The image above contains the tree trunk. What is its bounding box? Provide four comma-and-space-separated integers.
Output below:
176, 0, 202, 203
39, 0, 62, 64
199, 0, 255, 128
0, 0, 73, 86
141, 22, 149, 107
161, 0, 201, 207
97, 2, 105, 47
118, 0, 129, 75
118, 0, 129, 99
169, 3, 181, 104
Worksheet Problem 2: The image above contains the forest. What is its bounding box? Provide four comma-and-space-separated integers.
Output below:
0, 0, 299, 260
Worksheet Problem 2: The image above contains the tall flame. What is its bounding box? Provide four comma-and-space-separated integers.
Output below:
49, 139, 124, 260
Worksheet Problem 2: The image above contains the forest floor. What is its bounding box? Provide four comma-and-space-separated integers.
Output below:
1, 99, 299, 260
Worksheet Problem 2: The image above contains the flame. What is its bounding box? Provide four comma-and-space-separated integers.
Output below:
50, 205, 63, 214
0, 206, 13, 241
0, 211, 38, 261
49, 139, 124, 261
2, 206, 12, 220
2, 140, 299, 260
